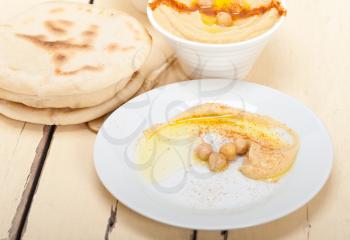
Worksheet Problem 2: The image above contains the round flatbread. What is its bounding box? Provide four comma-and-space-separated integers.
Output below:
0, 2, 151, 108
0, 76, 130, 109
0, 72, 144, 125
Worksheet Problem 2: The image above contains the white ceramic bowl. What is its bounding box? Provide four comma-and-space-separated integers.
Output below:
147, 2, 286, 79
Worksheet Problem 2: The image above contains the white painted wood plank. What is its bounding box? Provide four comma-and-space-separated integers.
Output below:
229, 0, 350, 239
0, 115, 46, 239
22, 125, 192, 240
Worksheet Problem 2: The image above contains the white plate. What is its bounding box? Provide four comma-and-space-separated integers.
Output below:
94, 79, 333, 230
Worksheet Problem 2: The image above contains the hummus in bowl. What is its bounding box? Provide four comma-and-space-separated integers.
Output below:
149, 0, 286, 44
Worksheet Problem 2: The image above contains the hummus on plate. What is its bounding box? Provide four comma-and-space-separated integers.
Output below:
138, 103, 299, 182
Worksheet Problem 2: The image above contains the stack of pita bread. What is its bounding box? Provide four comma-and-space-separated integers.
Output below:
0, 2, 169, 125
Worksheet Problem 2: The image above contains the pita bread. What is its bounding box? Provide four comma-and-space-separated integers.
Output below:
87, 114, 110, 133
0, 2, 151, 108
0, 76, 130, 109
0, 72, 144, 125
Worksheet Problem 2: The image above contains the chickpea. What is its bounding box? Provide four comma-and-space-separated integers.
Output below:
198, 0, 213, 8
219, 142, 237, 161
208, 153, 228, 172
235, 138, 250, 155
216, 12, 233, 27
195, 142, 213, 161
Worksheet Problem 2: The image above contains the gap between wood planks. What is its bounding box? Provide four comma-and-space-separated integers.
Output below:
306, 205, 311, 240
190, 230, 228, 240
9, 125, 56, 240
104, 200, 118, 240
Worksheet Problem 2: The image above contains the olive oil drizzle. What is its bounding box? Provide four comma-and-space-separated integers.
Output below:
149, 0, 286, 21
146, 113, 288, 150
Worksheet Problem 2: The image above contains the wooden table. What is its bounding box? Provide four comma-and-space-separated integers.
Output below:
1, 0, 349, 239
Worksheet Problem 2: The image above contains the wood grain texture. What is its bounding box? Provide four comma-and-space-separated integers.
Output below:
22, 125, 192, 240
0, 115, 46, 240
8, 126, 55, 240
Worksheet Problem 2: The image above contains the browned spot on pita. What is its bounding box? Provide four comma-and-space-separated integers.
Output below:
44, 20, 73, 35
57, 20, 73, 27
54, 54, 67, 64
55, 65, 103, 76
81, 24, 99, 36
27, 34, 47, 41
45, 21, 66, 34
81, 25, 99, 40
106, 43, 118, 52
17, 34, 90, 50
49, 8, 64, 13
82, 30, 96, 37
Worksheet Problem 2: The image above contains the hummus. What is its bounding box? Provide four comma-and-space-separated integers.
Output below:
138, 103, 299, 182
150, 0, 286, 43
